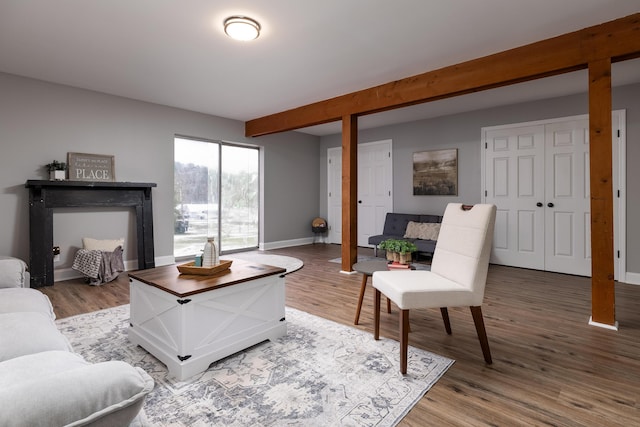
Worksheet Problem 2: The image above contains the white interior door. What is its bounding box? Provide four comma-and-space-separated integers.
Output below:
327, 140, 393, 247
483, 112, 624, 278
357, 140, 393, 247
327, 147, 342, 244
544, 118, 591, 275
485, 125, 545, 270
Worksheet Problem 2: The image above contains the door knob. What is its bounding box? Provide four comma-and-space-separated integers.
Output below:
536, 202, 543, 207
547, 202, 554, 208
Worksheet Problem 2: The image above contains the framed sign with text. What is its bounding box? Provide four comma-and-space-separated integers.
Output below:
67, 152, 115, 182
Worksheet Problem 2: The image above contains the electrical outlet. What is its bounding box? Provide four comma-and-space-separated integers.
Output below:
53, 246, 61, 262
54, 254, 60, 262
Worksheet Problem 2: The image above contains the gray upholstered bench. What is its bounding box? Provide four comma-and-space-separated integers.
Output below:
368, 213, 443, 258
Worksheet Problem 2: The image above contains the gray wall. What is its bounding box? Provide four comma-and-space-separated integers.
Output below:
2, 71, 637, 275
261, 129, 321, 243
0, 72, 319, 270
319, 83, 640, 274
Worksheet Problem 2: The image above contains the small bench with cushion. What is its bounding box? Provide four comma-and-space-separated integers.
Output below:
368, 213, 443, 258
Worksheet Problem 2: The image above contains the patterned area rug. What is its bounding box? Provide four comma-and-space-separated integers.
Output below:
57, 305, 452, 426
225, 253, 303, 274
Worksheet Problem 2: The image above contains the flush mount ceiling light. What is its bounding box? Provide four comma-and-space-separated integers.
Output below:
224, 16, 261, 41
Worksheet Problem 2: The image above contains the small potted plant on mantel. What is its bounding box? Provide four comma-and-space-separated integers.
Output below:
378, 239, 418, 265
45, 160, 67, 181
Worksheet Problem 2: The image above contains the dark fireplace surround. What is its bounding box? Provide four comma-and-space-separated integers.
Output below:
25, 180, 156, 287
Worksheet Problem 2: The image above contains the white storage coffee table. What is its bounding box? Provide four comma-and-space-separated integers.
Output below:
128, 259, 286, 380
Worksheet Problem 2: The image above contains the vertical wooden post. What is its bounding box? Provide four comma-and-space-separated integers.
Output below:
341, 114, 358, 272
588, 58, 616, 327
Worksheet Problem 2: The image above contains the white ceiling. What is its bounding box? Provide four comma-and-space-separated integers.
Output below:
1, 1, 639, 136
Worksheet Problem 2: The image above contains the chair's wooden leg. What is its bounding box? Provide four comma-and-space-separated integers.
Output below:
374, 289, 381, 340
470, 306, 492, 364
400, 309, 410, 374
354, 274, 368, 325
386, 297, 391, 314
440, 307, 452, 335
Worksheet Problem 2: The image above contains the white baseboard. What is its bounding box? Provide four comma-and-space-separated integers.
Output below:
623, 272, 640, 285
261, 237, 314, 251
155, 255, 176, 267
340, 270, 358, 275
53, 267, 84, 282
588, 316, 619, 331
53, 255, 176, 282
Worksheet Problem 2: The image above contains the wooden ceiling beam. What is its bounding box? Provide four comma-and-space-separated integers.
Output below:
245, 13, 640, 137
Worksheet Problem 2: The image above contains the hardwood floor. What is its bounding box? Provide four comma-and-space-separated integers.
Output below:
40, 244, 640, 426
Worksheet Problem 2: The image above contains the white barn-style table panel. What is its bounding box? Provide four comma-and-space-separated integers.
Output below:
128, 260, 286, 380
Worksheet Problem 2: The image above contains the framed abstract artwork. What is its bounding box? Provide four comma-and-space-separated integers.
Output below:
412, 149, 457, 195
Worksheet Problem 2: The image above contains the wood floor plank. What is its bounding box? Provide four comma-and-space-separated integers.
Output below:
39, 244, 640, 426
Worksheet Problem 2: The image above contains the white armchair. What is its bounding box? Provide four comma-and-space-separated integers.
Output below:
372, 203, 496, 374
0, 256, 30, 288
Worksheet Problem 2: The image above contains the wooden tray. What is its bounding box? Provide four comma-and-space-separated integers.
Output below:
177, 259, 232, 275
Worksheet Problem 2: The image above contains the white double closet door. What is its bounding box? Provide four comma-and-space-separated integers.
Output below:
483, 112, 624, 277
327, 140, 393, 247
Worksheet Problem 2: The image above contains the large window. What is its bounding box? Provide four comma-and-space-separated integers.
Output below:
174, 137, 259, 258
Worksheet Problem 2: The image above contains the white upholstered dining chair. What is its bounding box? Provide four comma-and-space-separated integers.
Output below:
372, 203, 496, 374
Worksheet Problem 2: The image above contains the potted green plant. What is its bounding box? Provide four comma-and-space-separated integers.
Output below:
45, 160, 67, 180
378, 239, 417, 264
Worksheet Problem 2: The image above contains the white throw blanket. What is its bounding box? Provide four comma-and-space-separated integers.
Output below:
72, 246, 124, 285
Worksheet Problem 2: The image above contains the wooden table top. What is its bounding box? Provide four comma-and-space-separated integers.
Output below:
128, 259, 286, 297
352, 260, 391, 275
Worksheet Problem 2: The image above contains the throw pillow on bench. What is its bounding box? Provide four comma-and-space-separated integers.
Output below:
404, 221, 441, 241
